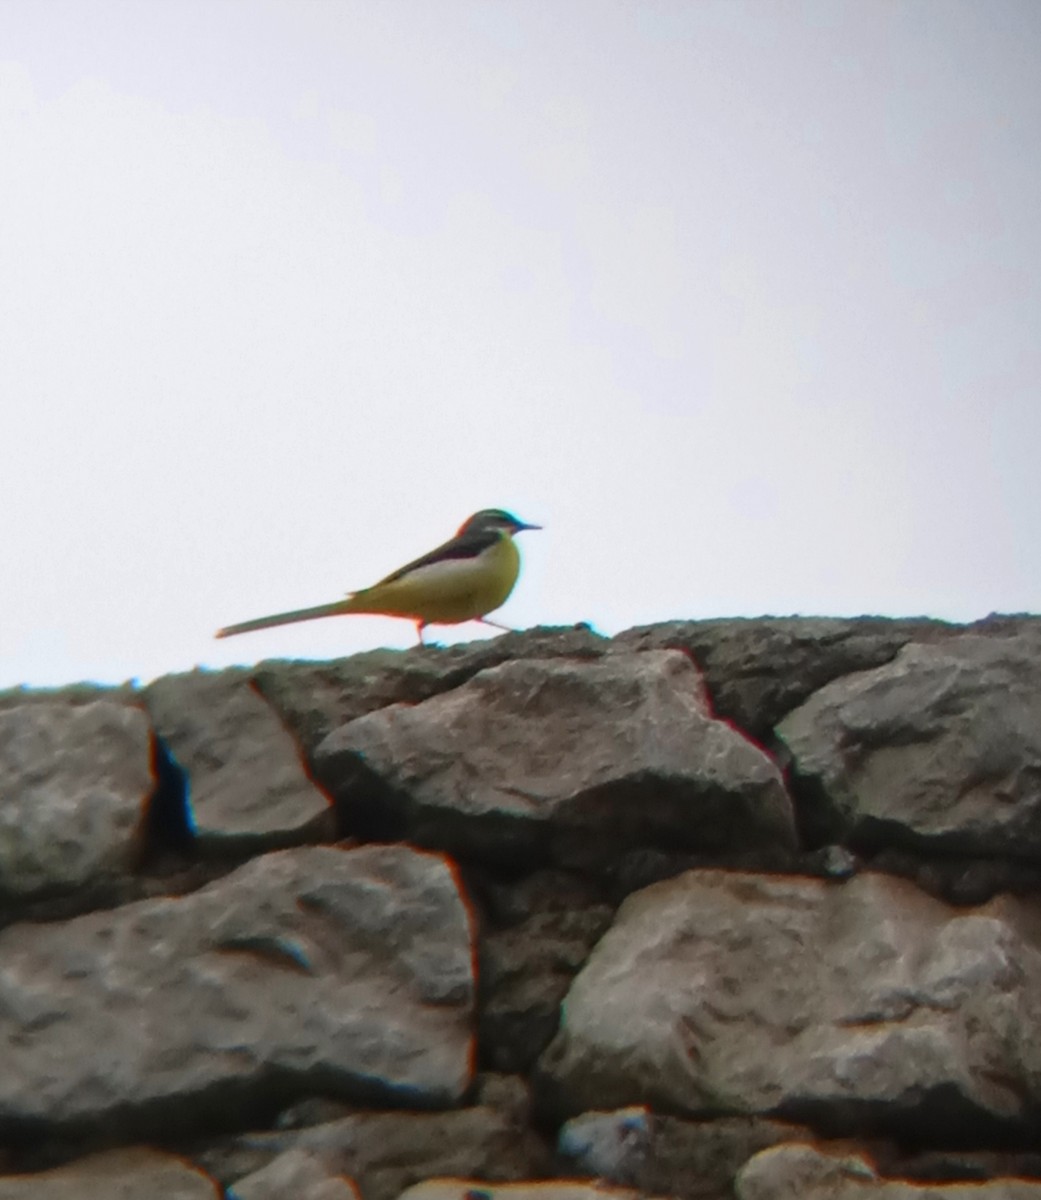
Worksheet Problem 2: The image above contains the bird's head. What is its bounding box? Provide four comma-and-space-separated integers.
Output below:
459, 509, 541, 537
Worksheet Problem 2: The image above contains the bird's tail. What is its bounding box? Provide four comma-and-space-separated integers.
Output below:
215, 599, 356, 639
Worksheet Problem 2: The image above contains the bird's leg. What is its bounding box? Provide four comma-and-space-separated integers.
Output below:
416, 621, 426, 646
479, 618, 516, 633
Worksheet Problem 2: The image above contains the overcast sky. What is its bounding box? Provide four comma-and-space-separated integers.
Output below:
1, 0, 1039, 688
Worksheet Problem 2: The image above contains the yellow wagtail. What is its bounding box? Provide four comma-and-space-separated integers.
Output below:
216, 508, 540, 646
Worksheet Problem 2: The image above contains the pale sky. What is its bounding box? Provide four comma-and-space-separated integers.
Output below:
1, 0, 1039, 688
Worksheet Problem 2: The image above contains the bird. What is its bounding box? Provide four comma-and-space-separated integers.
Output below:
215, 508, 540, 646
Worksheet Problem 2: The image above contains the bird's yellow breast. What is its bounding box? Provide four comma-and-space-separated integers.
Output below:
344, 533, 521, 624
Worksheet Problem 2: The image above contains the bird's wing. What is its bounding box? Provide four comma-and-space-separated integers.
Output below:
365, 527, 502, 589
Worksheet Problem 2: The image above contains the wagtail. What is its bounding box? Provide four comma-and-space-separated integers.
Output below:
216, 508, 540, 646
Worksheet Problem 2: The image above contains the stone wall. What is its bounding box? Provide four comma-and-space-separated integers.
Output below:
1, 616, 1041, 1198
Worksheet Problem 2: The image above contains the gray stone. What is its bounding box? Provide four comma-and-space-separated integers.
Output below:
471, 1073, 534, 1125
558, 1109, 806, 1199
735, 1143, 1041, 1199
0, 1147, 217, 1199
614, 616, 954, 740
196, 1105, 551, 1200
273, 1097, 356, 1130
883, 1147, 1041, 1185
398, 1185, 648, 1200
313, 652, 796, 869
0, 845, 473, 1135
252, 625, 608, 753
777, 635, 1041, 853
143, 670, 334, 852
537, 869, 1041, 1138
618, 615, 1041, 741
557, 1107, 653, 1185
0, 701, 153, 899
246, 617, 1041, 754
228, 1148, 359, 1200
0, 682, 136, 713
861, 848, 1041, 908
476, 871, 615, 1072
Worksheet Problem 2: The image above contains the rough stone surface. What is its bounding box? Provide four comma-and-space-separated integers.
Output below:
143, 671, 333, 852
614, 616, 959, 740
0, 701, 153, 900
777, 635, 1041, 853
0, 682, 136, 713
735, 1143, 1041, 1199
227, 1147, 359, 1200
471, 1072, 536, 1124
558, 1108, 807, 1198
471, 870, 615, 1072
253, 625, 609, 753
0, 1147, 218, 1199
537, 869, 1041, 1137
883, 1148, 1041, 1185
313, 652, 797, 869
0, 845, 474, 1134
857, 847, 1041, 908
558, 1105, 653, 1185
398, 1185, 648, 1200
5, 616, 1041, 1187
195, 1105, 551, 1200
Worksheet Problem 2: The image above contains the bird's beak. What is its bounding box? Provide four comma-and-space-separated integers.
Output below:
516, 521, 542, 532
